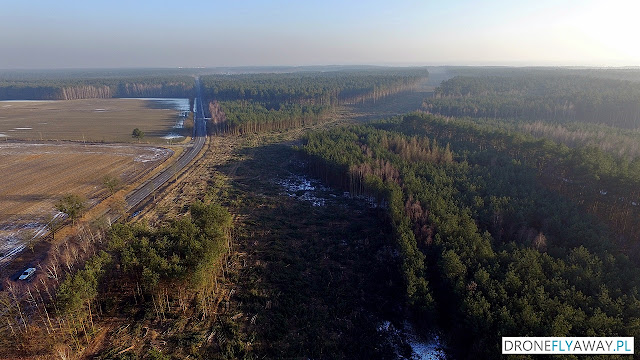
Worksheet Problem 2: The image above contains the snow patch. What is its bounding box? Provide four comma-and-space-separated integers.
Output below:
134, 147, 172, 162
0, 212, 65, 264
404, 321, 446, 360
377, 320, 447, 360
277, 174, 329, 207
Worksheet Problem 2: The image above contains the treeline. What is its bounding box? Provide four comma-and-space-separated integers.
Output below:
454, 115, 640, 161
424, 73, 640, 129
202, 68, 427, 135
0, 75, 195, 100
209, 100, 328, 135
518, 120, 640, 160
201, 68, 428, 107
302, 114, 640, 357
2, 201, 232, 357
442, 66, 640, 83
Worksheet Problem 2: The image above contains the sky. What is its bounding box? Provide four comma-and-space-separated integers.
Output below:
1, 0, 639, 69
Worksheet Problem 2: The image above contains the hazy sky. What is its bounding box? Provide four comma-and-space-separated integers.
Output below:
1, 0, 638, 68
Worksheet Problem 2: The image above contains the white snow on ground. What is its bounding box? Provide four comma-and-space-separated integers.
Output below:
376, 320, 447, 359
134, 147, 173, 162
277, 174, 330, 207
403, 321, 446, 360
0, 212, 65, 267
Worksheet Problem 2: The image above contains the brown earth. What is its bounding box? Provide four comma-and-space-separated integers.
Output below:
0, 142, 172, 261
0, 98, 191, 144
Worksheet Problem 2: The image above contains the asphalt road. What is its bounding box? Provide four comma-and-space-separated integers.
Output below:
126, 78, 206, 210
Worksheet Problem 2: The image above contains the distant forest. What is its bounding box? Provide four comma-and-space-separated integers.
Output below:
0, 75, 195, 100
0, 66, 427, 101
202, 68, 429, 134
424, 70, 640, 129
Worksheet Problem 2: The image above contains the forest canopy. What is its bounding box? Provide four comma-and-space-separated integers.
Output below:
302, 112, 640, 357
424, 73, 640, 129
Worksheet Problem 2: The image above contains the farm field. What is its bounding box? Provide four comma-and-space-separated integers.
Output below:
0, 98, 191, 144
0, 142, 172, 259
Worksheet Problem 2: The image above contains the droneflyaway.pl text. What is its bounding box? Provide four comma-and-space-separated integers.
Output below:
502, 337, 634, 354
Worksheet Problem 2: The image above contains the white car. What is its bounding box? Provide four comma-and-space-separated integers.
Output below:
18, 267, 36, 280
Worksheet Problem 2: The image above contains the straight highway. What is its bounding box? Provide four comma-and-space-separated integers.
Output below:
126, 77, 206, 209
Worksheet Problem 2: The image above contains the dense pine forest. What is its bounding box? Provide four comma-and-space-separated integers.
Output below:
201, 69, 427, 106
302, 112, 640, 357
425, 75, 640, 128
203, 68, 428, 134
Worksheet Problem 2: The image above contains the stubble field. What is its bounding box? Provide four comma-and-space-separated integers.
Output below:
0, 142, 172, 259
0, 98, 191, 144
